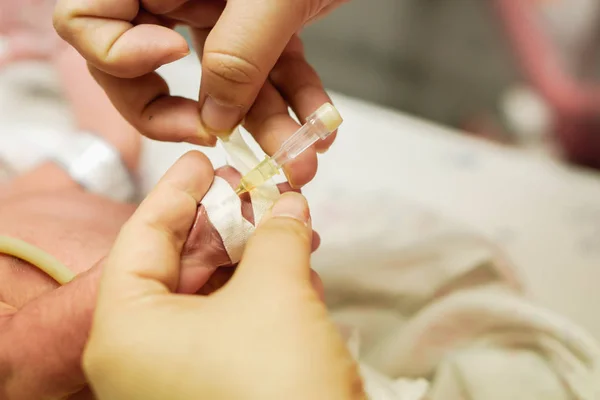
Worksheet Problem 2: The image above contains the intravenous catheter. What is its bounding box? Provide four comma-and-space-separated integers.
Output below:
234, 103, 343, 195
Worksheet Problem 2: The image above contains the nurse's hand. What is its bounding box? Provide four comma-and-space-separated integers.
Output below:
83, 150, 365, 400
53, 0, 348, 188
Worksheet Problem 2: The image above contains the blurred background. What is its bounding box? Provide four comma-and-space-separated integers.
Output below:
298, 0, 600, 169
303, 0, 517, 132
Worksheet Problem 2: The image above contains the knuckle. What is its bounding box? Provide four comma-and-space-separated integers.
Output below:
202, 51, 262, 88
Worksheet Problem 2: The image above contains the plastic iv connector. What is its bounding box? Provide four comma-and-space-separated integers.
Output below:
234, 103, 343, 195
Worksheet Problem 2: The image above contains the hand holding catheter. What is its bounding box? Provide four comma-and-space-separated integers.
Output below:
233, 103, 343, 195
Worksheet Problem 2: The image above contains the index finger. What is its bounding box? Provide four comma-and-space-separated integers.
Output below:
99, 151, 214, 303
53, 0, 189, 78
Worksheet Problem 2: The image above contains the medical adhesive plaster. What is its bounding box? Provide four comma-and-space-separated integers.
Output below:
203, 129, 281, 263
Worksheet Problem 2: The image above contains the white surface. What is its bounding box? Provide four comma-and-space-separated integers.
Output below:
2, 55, 600, 339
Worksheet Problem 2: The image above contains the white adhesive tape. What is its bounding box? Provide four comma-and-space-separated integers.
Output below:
203, 129, 281, 263
220, 129, 259, 175
202, 177, 254, 263
249, 183, 281, 226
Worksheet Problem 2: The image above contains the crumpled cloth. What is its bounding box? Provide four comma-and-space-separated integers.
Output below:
322, 233, 600, 399
206, 129, 600, 399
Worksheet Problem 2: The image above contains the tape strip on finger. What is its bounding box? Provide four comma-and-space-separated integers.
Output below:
203, 129, 281, 264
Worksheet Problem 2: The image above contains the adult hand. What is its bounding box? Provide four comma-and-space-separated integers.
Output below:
83, 150, 365, 400
53, 0, 348, 188
0, 159, 317, 399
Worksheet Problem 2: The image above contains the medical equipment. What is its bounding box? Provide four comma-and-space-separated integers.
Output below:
0, 235, 74, 285
52, 131, 137, 202
234, 103, 343, 195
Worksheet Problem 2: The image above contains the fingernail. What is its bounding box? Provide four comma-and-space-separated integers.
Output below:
270, 193, 310, 225
283, 169, 296, 189
284, 168, 305, 190
185, 134, 216, 147
159, 50, 190, 66
200, 96, 242, 135
316, 130, 337, 154
190, 117, 218, 147
316, 144, 331, 154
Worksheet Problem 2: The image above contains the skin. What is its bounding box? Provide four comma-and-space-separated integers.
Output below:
0, 46, 323, 399
0, 164, 320, 400
0, 2, 355, 396
83, 152, 365, 400
1, 0, 348, 185
52, 0, 349, 188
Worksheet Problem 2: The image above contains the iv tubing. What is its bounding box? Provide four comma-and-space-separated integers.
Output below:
0, 235, 75, 285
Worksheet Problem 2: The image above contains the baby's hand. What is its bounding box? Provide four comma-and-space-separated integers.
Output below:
179, 166, 321, 296
0, 0, 65, 66
0, 157, 320, 400
83, 150, 363, 400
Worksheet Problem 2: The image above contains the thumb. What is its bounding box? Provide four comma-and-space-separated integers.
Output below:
198, 0, 310, 136
232, 192, 313, 289
97, 151, 214, 307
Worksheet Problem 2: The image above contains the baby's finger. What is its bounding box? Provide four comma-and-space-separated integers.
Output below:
178, 167, 320, 294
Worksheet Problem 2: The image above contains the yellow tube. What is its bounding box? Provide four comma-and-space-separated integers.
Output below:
0, 235, 75, 285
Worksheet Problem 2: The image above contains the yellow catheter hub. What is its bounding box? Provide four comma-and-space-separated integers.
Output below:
235, 103, 343, 195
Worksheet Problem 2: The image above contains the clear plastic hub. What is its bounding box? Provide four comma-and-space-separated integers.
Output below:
235, 103, 343, 195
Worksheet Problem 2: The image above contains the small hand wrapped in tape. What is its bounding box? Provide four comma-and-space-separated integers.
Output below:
177, 165, 321, 296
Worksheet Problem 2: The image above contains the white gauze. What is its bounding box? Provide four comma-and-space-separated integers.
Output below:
202, 129, 280, 264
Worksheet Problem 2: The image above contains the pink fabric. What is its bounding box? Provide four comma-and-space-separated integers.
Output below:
0, 0, 65, 66
494, 0, 600, 168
